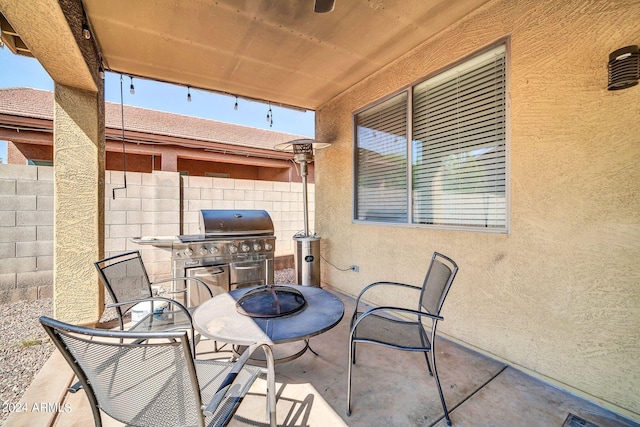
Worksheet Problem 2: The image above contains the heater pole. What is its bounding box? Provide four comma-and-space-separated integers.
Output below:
301, 161, 309, 237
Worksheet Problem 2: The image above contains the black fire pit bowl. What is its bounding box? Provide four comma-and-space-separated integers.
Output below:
236, 285, 307, 318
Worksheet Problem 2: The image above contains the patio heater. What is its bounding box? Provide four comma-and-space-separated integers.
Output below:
275, 139, 331, 287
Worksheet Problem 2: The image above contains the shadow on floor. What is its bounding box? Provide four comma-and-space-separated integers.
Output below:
5, 286, 639, 427
223, 288, 638, 427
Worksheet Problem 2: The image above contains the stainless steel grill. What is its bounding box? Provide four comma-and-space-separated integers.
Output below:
176, 210, 276, 305
134, 210, 276, 305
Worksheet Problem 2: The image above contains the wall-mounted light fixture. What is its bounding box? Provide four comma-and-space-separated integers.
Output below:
608, 45, 639, 90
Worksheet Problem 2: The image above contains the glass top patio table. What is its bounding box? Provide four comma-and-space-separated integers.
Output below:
193, 285, 344, 348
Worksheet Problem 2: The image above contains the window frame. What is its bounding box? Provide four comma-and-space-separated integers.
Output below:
352, 40, 510, 234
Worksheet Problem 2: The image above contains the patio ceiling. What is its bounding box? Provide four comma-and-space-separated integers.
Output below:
2, 0, 492, 111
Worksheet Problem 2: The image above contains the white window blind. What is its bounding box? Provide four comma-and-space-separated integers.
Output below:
354, 92, 408, 222
353, 44, 507, 232
412, 45, 506, 229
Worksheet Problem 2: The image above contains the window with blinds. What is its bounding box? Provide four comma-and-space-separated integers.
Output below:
354, 92, 408, 223
354, 44, 507, 232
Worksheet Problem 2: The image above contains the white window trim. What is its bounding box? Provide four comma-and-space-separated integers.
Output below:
353, 41, 510, 234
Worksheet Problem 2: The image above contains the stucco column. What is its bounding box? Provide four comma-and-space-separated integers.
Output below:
53, 83, 105, 323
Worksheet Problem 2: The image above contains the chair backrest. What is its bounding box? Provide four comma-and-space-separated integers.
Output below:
40, 316, 205, 427
95, 251, 153, 319
419, 252, 458, 316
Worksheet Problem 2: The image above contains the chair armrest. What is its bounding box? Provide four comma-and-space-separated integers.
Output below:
202, 343, 275, 419
354, 281, 422, 317
152, 276, 214, 298
351, 305, 443, 332
106, 296, 193, 324
356, 281, 421, 303
68, 380, 83, 393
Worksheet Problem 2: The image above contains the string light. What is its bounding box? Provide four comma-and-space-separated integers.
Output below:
129, 76, 135, 95
267, 103, 273, 127
98, 66, 105, 80
187, 86, 192, 102
82, 23, 91, 39
234, 96, 239, 111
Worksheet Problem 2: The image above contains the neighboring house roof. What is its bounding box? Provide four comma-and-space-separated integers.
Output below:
0, 87, 307, 152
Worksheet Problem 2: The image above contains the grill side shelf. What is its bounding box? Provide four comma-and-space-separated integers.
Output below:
130, 237, 177, 247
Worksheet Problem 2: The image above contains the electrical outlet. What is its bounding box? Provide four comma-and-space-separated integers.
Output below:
351, 265, 359, 272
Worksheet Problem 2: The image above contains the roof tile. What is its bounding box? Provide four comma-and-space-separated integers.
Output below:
0, 88, 307, 152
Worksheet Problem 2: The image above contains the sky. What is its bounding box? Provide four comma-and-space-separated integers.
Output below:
0, 46, 315, 162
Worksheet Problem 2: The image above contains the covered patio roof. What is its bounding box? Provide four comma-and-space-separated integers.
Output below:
1, 0, 491, 111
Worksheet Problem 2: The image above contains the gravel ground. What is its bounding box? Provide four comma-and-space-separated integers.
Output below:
0, 268, 295, 424
0, 298, 54, 424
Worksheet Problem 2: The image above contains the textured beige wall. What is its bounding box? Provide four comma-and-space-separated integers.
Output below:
316, 0, 640, 419
53, 84, 105, 324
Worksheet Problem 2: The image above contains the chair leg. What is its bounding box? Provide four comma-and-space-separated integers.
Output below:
346, 347, 353, 416
423, 350, 433, 376
429, 352, 451, 426
190, 327, 197, 356
419, 329, 433, 376
262, 345, 277, 427
346, 334, 356, 416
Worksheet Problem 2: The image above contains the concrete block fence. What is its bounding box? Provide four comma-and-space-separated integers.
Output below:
0, 165, 314, 303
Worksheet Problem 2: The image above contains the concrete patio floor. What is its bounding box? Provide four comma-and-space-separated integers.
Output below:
5, 287, 639, 427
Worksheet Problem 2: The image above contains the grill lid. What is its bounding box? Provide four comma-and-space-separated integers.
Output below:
199, 209, 274, 237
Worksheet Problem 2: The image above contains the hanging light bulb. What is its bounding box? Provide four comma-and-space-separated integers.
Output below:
98, 66, 105, 80
187, 86, 192, 102
234, 96, 239, 111
129, 76, 135, 95
82, 23, 91, 39
267, 104, 273, 127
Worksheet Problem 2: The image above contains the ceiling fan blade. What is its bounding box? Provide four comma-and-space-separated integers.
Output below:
314, 0, 335, 13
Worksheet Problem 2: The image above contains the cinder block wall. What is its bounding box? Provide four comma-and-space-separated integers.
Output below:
1, 165, 314, 303
0, 165, 53, 302
182, 176, 313, 256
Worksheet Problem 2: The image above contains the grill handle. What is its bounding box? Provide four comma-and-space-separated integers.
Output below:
194, 267, 226, 277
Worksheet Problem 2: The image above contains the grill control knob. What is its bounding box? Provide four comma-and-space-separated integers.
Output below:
198, 246, 208, 256
229, 245, 238, 254
253, 243, 262, 252
184, 248, 193, 257
264, 243, 273, 251
210, 246, 220, 255
241, 244, 251, 253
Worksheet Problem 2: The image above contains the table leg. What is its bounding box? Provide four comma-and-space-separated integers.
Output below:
234, 340, 310, 365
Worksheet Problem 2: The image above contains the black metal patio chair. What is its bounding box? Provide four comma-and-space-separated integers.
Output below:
95, 250, 214, 355
346, 251, 459, 426
40, 316, 277, 427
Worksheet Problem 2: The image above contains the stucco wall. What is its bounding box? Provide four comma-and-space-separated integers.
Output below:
315, 0, 640, 420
